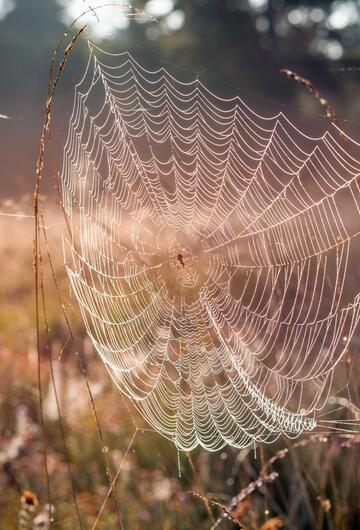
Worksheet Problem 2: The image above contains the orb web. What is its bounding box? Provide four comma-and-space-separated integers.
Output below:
60, 44, 360, 451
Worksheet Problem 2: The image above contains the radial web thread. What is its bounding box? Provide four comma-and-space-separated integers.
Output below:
61, 44, 360, 451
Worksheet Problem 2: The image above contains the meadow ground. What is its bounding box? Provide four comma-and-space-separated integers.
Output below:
1, 198, 360, 530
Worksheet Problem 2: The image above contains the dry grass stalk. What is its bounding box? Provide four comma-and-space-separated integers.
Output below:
33, 6, 155, 527
188, 491, 246, 529
279, 68, 346, 139
210, 433, 359, 529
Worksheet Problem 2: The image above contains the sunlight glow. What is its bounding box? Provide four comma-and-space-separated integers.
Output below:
312, 37, 344, 60
0, 0, 15, 21
327, 1, 359, 30
145, 0, 174, 18
165, 9, 185, 31
57, 1, 130, 39
248, 0, 268, 10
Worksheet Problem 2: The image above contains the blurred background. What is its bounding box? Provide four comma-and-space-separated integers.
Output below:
1, 1, 360, 529
1, 0, 360, 197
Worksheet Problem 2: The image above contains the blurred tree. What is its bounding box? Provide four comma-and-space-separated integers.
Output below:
1, 0, 360, 196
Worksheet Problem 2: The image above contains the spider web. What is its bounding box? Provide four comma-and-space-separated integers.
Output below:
60, 43, 360, 451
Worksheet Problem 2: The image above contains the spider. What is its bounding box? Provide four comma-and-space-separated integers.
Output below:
176, 253, 185, 267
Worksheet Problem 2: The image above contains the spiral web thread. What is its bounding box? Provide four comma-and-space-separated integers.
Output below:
61, 43, 360, 451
